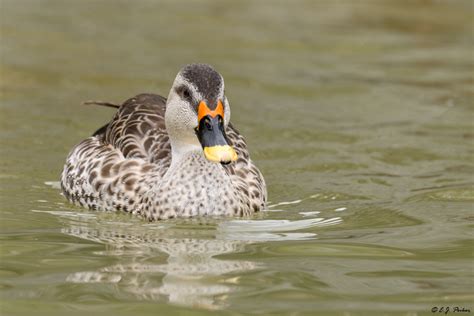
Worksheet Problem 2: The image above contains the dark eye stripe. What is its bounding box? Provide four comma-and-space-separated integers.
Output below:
175, 85, 193, 103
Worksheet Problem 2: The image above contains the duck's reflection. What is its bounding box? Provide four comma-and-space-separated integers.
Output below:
56, 212, 339, 310
63, 222, 259, 309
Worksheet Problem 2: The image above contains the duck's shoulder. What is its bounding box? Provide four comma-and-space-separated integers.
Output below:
100, 93, 171, 164
224, 123, 267, 210
115, 93, 167, 128
120, 93, 167, 110
225, 123, 248, 161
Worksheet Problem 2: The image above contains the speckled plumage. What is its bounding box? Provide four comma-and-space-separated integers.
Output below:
61, 66, 266, 221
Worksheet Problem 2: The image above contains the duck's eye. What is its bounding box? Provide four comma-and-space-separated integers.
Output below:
176, 86, 192, 101
182, 89, 190, 99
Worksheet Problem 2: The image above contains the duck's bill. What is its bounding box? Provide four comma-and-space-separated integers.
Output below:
196, 101, 238, 164
203, 145, 237, 164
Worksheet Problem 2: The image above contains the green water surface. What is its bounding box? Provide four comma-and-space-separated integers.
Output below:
0, 1, 473, 315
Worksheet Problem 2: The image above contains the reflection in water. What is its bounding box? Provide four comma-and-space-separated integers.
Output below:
63, 223, 255, 309
40, 208, 342, 309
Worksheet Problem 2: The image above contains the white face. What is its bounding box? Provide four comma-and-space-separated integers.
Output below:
165, 72, 231, 144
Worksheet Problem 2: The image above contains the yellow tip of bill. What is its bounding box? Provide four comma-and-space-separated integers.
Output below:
203, 145, 238, 163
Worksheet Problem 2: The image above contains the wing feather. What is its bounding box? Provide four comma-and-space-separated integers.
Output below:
224, 123, 267, 211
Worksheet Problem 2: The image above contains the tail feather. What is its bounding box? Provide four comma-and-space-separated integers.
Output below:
82, 100, 118, 137
83, 100, 120, 109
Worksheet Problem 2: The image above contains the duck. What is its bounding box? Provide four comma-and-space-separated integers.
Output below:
60, 63, 267, 221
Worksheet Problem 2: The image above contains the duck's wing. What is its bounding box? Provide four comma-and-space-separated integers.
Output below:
224, 124, 267, 212
102, 93, 171, 165
61, 94, 171, 213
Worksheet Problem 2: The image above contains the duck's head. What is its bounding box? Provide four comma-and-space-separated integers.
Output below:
165, 64, 237, 164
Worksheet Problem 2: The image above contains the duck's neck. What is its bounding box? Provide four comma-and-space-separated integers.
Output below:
169, 138, 202, 169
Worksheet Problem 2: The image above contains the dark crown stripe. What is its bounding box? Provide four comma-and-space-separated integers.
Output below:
181, 64, 222, 110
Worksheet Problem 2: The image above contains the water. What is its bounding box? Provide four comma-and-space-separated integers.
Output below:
1, 0, 473, 315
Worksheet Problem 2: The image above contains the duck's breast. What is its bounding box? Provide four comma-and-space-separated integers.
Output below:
140, 152, 244, 220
